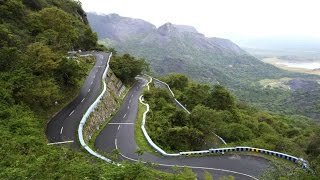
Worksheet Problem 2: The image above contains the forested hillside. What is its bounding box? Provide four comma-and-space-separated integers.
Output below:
0, 1, 194, 179
145, 74, 320, 179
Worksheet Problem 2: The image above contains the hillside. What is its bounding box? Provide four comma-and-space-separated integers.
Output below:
143, 74, 320, 180
88, 13, 292, 83
87, 13, 320, 121
0, 1, 192, 179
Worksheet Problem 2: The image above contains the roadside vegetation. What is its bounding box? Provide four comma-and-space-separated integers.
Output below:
110, 52, 149, 84
143, 73, 320, 179
93, 13, 320, 122
0, 1, 196, 179
135, 96, 156, 154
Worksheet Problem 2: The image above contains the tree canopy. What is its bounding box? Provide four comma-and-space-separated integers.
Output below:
144, 74, 320, 179
110, 53, 149, 84
1, 1, 192, 179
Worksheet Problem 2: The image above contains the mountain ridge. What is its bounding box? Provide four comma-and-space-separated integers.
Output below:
87, 12, 320, 121
87, 13, 299, 84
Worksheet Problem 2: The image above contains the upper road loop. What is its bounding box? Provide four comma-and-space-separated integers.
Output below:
46, 52, 111, 148
46, 52, 270, 179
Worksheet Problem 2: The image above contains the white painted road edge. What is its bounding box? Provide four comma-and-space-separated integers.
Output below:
174, 98, 191, 114
74, 54, 309, 175
78, 52, 115, 164
213, 132, 227, 145
115, 134, 259, 180
145, 75, 225, 143
139, 76, 309, 170
139, 95, 179, 157
47, 140, 74, 145
151, 77, 190, 114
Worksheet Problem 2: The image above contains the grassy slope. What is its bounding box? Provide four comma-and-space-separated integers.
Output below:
135, 98, 157, 154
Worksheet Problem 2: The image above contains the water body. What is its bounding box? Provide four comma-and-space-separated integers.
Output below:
276, 61, 320, 70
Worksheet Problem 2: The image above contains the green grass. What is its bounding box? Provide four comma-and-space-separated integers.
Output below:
135, 98, 159, 155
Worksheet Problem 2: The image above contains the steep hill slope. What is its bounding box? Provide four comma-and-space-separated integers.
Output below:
87, 13, 320, 120
0, 1, 192, 179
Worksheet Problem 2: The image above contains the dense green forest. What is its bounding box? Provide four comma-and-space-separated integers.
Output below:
144, 74, 320, 179
110, 52, 149, 84
0, 0, 195, 179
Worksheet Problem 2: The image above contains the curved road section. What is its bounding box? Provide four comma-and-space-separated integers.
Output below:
95, 78, 270, 179
46, 52, 111, 148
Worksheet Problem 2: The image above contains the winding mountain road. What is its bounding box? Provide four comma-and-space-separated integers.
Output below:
95, 78, 270, 179
46, 52, 111, 148
46, 52, 270, 179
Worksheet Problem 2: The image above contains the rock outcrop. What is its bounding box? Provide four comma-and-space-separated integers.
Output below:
83, 70, 125, 142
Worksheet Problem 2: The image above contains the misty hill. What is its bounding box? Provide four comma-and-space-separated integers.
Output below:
88, 13, 291, 85
87, 13, 156, 42
87, 13, 320, 121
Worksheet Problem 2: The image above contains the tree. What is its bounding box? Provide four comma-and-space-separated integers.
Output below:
110, 54, 149, 84
22, 0, 47, 10
222, 123, 254, 142
204, 171, 213, 180
0, 47, 20, 71
167, 126, 204, 150
190, 105, 216, 134
0, 0, 27, 25
35, 7, 78, 50
170, 109, 189, 126
206, 85, 235, 110
163, 73, 189, 91
306, 134, 320, 158
75, 26, 97, 50
54, 58, 86, 88
25, 42, 60, 76
179, 83, 210, 110
258, 122, 276, 135
18, 77, 62, 110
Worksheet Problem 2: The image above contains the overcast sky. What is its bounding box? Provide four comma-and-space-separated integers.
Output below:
80, 0, 320, 40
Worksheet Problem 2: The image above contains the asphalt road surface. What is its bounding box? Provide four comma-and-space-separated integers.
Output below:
46, 52, 111, 148
95, 78, 271, 179
45, 52, 270, 179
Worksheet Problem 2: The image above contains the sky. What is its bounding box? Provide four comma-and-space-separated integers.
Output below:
80, 0, 320, 41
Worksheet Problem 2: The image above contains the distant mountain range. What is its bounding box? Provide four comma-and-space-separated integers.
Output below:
87, 13, 320, 121
87, 13, 290, 85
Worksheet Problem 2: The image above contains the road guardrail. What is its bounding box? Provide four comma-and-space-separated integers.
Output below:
140, 76, 310, 170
